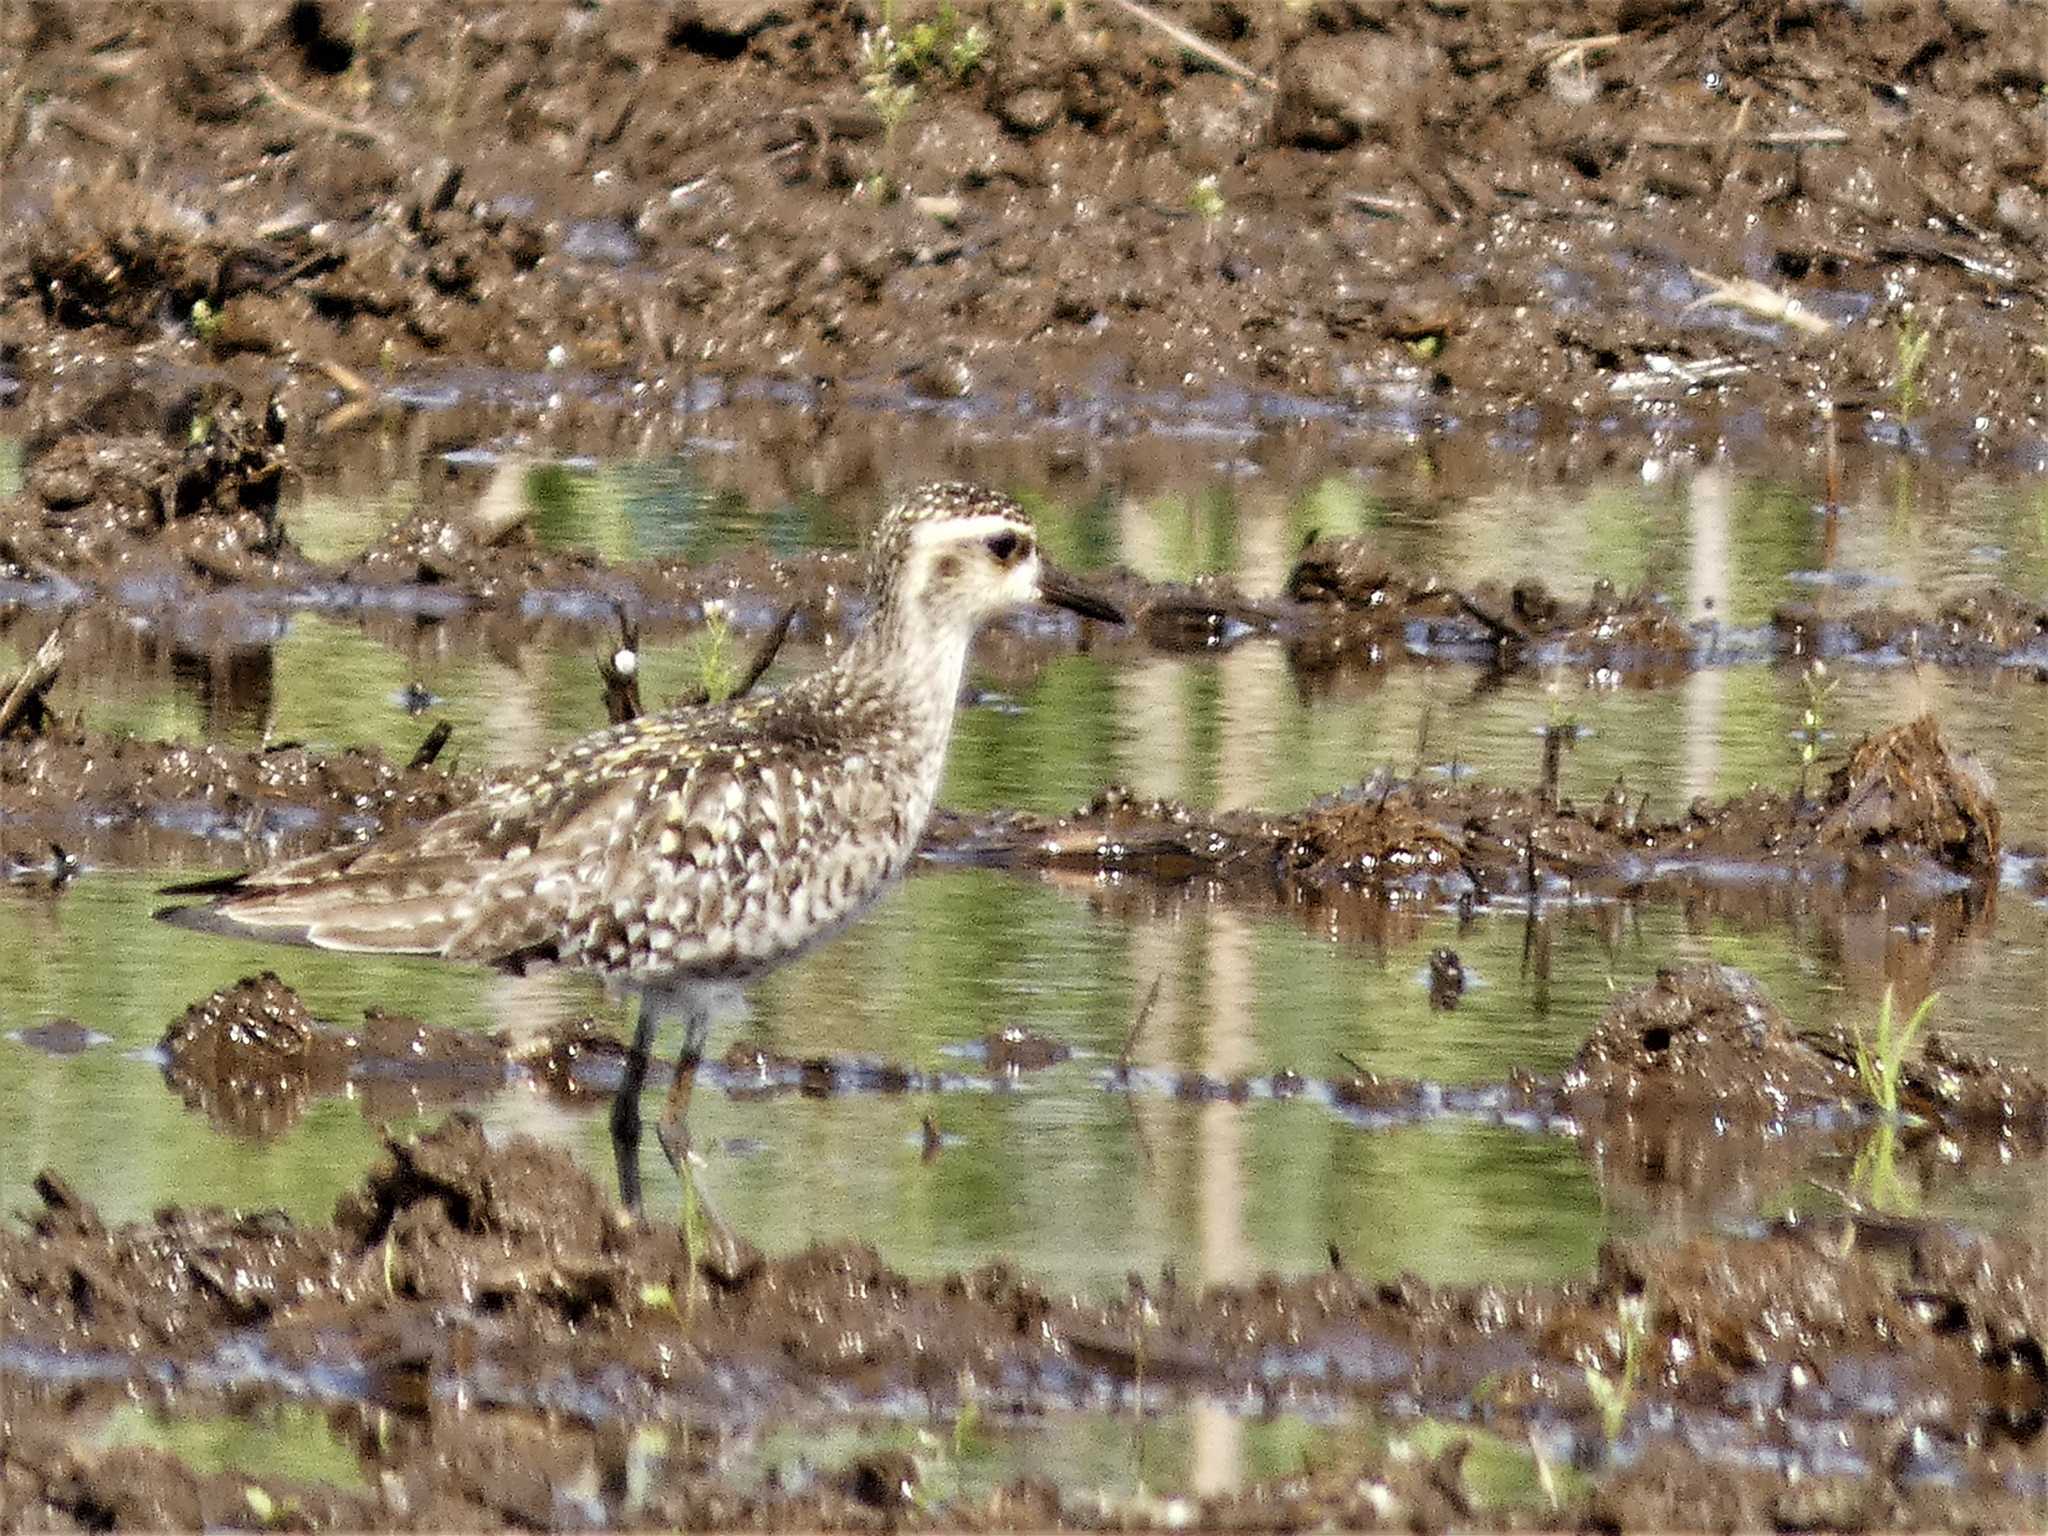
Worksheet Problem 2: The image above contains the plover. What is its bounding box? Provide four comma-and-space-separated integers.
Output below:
159, 483, 1122, 1204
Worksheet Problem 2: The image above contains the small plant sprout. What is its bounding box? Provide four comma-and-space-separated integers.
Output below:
1795, 658, 1835, 802
695, 609, 741, 703
190, 298, 221, 342
347, 5, 376, 102
1851, 984, 1938, 1119
1850, 1117, 1918, 1216
951, 1380, 983, 1461
678, 1172, 712, 1317
1894, 309, 1935, 424
1188, 173, 1226, 231
859, 4, 987, 146
942, 16, 990, 78
859, 29, 918, 145
1583, 1292, 1650, 1446
637, 1281, 677, 1312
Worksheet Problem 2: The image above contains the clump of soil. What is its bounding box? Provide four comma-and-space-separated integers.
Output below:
1777, 586, 2048, 667
163, 974, 505, 1136
938, 714, 2002, 913
0, 721, 477, 871
1816, 711, 2002, 871
1563, 963, 1854, 1113
3, 1, 2044, 453
4, 386, 298, 583
1289, 538, 1696, 677
1, 1094, 2042, 1531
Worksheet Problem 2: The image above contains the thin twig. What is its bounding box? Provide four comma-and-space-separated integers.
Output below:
1101, 0, 1275, 90
728, 604, 798, 702
1637, 127, 1849, 148
675, 604, 797, 710
316, 358, 373, 398
1119, 974, 1165, 1071
407, 719, 454, 770
1533, 32, 1623, 68
1117, 974, 1164, 1175
1684, 268, 1836, 337
44, 100, 138, 152
255, 71, 396, 149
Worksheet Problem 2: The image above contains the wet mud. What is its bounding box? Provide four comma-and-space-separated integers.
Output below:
3, 1, 2046, 461
934, 714, 2005, 916
3, 3, 2046, 1527
8, 389, 2048, 706
7, 971, 2048, 1530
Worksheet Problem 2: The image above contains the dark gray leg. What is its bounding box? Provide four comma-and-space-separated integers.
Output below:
649, 995, 754, 1280
653, 996, 712, 1178
612, 988, 680, 1216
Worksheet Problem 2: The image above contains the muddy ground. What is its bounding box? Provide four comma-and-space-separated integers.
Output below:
2, 0, 2045, 470
3, 968, 2045, 1531
4, 1, 2048, 1529
3, 635, 2045, 1529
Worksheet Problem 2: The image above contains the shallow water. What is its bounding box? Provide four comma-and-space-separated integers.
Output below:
1, 440, 2044, 1300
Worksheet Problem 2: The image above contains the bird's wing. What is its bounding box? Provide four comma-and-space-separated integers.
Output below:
155, 709, 693, 955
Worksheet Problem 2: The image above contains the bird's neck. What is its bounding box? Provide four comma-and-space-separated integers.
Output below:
834, 598, 976, 772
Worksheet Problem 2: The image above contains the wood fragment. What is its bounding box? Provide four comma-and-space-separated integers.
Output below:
43, 100, 138, 151
0, 629, 66, 741
726, 605, 797, 703
255, 72, 396, 150
408, 720, 454, 770
1531, 32, 1622, 59
1684, 268, 1836, 337
316, 358, 373, 398
1637, 127, 1849, 149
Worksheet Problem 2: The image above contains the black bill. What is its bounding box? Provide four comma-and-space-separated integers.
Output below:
1038, 564, 1125, 625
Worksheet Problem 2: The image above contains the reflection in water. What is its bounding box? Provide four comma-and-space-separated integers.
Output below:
0, 460, 2043, 1393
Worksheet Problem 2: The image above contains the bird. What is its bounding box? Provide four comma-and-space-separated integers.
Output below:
158, 482, 1124, 1206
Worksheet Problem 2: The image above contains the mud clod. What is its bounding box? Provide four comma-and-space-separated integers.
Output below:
1563, 965, 1852, 1113
1, 1084, 2043, 1529
6, 1, 2045, 450
1818, 714, 2001, 873
6, 387, 296, 583
936, 714, 2005, 926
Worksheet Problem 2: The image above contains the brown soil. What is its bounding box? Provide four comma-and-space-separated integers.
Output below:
7, 969, 2047, 1531
933, 714, 2003, 916
8, 391, 2045, 705
2, 1, 2045, 464
4, 5, 2046, 1527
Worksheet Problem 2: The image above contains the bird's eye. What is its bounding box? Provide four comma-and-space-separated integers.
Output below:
985, 530, 1030, 565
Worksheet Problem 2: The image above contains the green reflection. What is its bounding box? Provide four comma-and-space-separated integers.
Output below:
92, 1402, 367, 1490
1, 451, 2044, 1308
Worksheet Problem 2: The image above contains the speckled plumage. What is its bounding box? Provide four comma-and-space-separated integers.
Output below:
163, 483, 1104, 988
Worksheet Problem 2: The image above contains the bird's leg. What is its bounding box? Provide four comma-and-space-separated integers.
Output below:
651, 994, 751, 1281
610, 990, 667, 1217
653, 995, 712, 1178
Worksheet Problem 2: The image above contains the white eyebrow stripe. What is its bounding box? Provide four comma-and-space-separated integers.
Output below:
905, 512, 1033, 546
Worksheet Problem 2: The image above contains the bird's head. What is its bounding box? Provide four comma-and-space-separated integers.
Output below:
868, 481, 1122, 636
